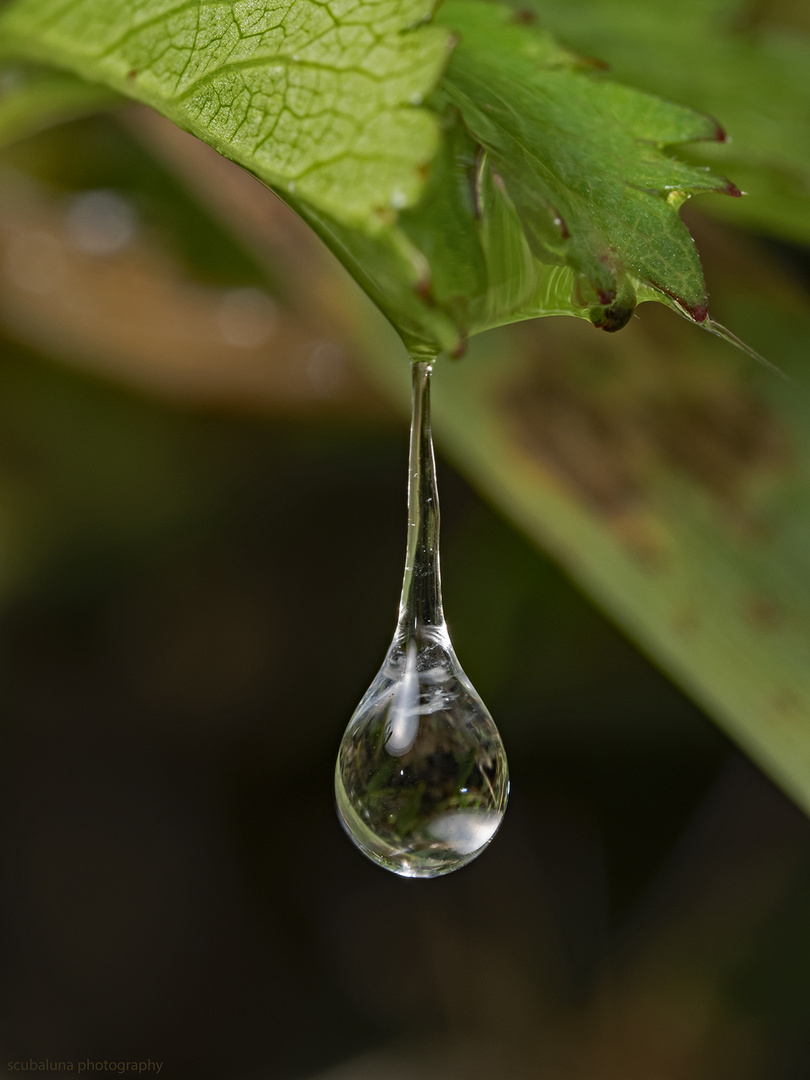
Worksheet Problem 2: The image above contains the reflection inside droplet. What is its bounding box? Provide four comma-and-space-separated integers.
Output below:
384, 641, 420, 756
427, 809, 502, 854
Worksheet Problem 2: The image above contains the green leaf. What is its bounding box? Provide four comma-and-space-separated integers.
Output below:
511, 0, 810, 246
433, 0, 736, 336
0, 0, 739, 353
0, 0, 452, 229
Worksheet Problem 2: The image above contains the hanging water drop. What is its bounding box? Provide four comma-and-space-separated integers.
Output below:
335, 359, 509, 878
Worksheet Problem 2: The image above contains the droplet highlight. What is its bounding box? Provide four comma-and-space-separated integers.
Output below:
335, 360, 509, 878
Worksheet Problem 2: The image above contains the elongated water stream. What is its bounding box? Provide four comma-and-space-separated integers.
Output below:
335, 359, 509, 877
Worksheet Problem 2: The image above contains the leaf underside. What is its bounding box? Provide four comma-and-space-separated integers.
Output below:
0, 0, 740, 353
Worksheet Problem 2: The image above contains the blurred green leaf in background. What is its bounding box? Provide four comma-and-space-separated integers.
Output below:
0, 1, 809, 1078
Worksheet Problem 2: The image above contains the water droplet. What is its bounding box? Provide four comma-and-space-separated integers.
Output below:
335, 360, 509, 877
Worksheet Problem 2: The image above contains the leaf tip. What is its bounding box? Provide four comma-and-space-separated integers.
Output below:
712, 121, 728, 143
702, 317, 790, 380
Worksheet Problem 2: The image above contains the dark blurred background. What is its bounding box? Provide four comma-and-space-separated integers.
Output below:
0, 112, 809, 1080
